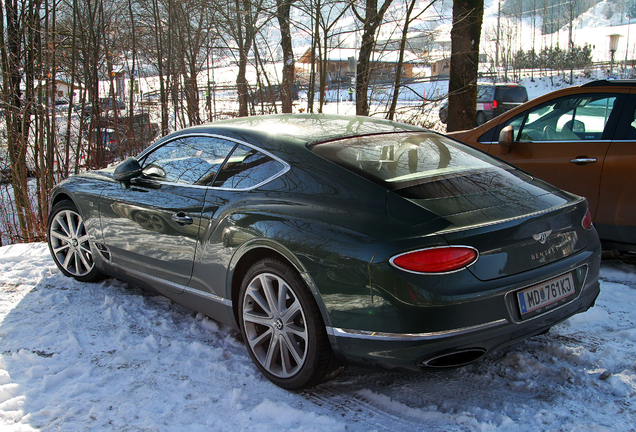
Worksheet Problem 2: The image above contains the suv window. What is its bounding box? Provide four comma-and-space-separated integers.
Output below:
477, 86, 496, 102
513, 94, 616, 141
495, 86, 528, 103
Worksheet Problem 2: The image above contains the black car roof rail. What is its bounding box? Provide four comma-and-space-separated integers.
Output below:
581, 79, 636, 87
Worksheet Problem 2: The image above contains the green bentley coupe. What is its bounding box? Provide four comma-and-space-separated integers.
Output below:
47, 114, 601, 390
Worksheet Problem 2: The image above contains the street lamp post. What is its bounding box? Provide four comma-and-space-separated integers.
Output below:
609, 34, 623, 77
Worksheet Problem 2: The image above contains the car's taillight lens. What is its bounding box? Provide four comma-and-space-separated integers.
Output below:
582, 209, 593, 230
390, 247, 478, 274
492, 99, 498, 109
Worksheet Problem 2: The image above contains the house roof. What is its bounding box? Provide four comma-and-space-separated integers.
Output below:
36, 78, 85, 90
298, 48, 423, 64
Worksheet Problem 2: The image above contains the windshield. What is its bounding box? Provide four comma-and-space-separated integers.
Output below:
311, 132, 516, 198
477, 86, 496, 102
495, 86, 528, 103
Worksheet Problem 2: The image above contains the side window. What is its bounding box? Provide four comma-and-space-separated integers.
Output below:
517, 94, 616, 142
477, 109, 527, 144
624, 101, 636, 139
214, 144, 285, 189
141, 136, 236, 185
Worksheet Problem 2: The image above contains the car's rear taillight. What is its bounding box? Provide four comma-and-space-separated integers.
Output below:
492, 99, 498, 109
390, 247, 478, 274
582, 209, 593, 230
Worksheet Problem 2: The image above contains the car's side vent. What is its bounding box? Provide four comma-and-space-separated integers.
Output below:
94, 243, 112, 262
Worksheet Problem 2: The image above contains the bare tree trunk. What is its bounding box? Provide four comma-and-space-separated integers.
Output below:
100, 0, 123, 163
46, 0, 56, 191
307, 0, 320, 113
253, 42, 277, 114
151, 0, 169, 136
387, 0, 436, 120
1, 0, 33, 241
447, 0, 483, 132
64, 0, 79, 178
235, 0, 255, 117
354, 0, 393, 116
277, 0, 295, 113
128, 0, 137, 153
319, 31, 328, 112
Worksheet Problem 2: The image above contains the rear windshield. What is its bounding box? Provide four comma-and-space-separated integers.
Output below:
310, 132, 517, 197
495, 86, 528, 103
477, 86, 496, 102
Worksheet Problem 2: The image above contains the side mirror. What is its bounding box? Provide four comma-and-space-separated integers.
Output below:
497, 125, 514, 156
113, 157, 142, 182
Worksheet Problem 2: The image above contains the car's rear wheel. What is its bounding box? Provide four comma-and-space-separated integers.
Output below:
476, 111, 486, 126
47, 200, 103, 282
239, 258, 339, 390
439, 107, 448, 124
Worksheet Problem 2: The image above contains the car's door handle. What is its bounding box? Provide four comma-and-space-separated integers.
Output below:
171, 212, 193, 225
570, 158, 597, 164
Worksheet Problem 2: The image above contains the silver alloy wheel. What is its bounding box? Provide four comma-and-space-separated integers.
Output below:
242, 272, 309, 379
49, 209, 95, 277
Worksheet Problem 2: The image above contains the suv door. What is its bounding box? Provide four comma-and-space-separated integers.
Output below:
595, 94, 636, 245
487, 92, 627, 220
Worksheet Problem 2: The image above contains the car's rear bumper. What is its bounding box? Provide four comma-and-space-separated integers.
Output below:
327, 282, 598, 371
325, 247, 601, 372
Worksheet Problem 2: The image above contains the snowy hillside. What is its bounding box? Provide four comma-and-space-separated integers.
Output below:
1, 243, 635, 431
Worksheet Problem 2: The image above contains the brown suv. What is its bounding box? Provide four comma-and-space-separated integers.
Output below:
449, 79, 636, 252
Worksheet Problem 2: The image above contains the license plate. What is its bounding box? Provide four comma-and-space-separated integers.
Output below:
517, 272, 575, 316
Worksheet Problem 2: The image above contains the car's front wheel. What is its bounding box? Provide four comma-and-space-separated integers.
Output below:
239, 258, 339, 390
47, 200, 103, 282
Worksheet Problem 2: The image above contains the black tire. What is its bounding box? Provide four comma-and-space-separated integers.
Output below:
476, 111, 486, 126
239, 258, 340, 390
47, 200, 104, 282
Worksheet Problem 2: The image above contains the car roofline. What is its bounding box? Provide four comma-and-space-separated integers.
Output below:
581, 79, 636, 87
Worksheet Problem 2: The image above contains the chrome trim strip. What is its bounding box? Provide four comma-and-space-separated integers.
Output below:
134, 132, 291, 191
326, 319, 507, 341
183, 286, 233, 307
109, 262, 232, 307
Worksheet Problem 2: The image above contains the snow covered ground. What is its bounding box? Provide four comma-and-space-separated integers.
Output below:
0, 243, 635, 431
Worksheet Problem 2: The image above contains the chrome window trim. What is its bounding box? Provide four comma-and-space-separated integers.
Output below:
326, 319, 507, 341
135, 133, 291, 191
517, 139, 613, 144
481, 139, 613, 145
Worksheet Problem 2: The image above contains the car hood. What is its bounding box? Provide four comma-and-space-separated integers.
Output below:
388, 174, 594, 281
